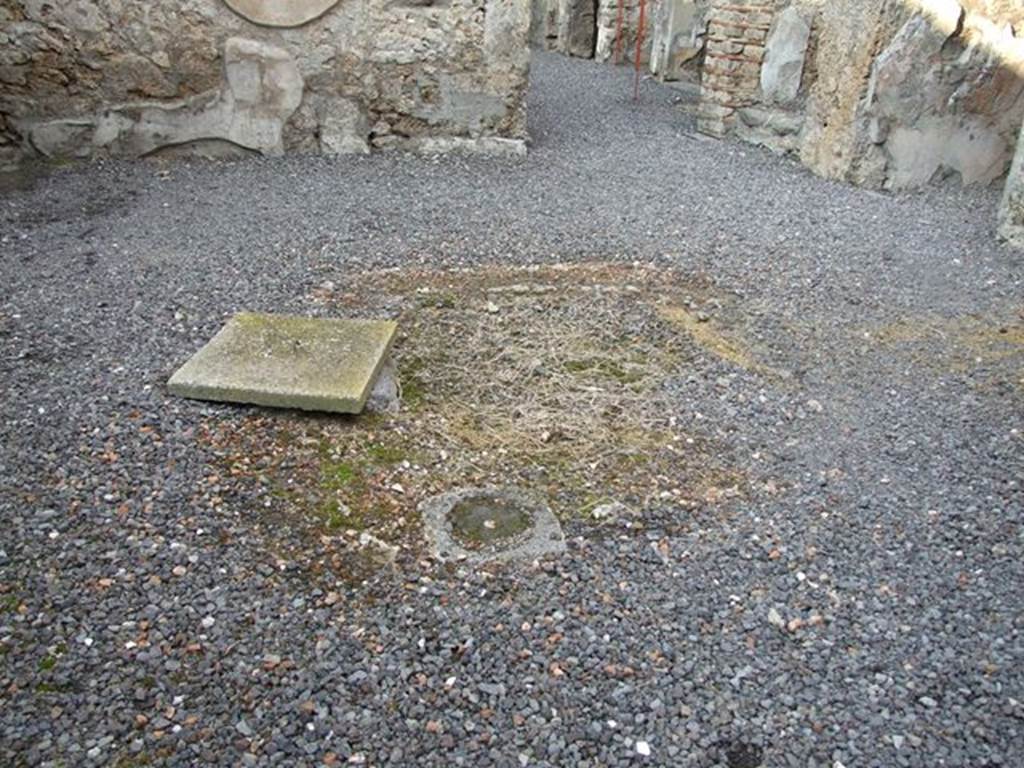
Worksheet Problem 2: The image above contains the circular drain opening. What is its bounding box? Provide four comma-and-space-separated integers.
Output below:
448, 494, 534, 550
420, 487, 566, 564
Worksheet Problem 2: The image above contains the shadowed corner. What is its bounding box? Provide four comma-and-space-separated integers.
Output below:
911, 0, 1024, 247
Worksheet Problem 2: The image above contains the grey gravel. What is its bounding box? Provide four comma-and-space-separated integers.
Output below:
1, 51, 1023, 767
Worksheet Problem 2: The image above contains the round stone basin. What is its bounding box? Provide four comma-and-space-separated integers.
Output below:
449, 494, 534, 550
420, 487, 566, 564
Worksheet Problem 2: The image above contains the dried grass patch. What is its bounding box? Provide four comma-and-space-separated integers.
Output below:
868, 313, 1024, 382
201, 263, 763, 575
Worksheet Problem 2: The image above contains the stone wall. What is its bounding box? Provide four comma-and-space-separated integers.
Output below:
801, 0, 1024, 189
1000, 121, 1024, 247
558, 0, 600, 58
534, 0, 655, 63
647, 0, 710, 80
595, 0, 651, 65
697, 0, 774, 137
0, 0, 530, 168
731, 1, 817, 153
531, 0, 558, 47
795, 0, 904, 183
695, 0, 1024, 192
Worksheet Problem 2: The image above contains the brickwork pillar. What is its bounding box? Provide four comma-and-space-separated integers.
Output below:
697, 1, 773, 137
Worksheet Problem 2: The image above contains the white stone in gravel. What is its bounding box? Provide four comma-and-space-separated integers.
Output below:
357, 532, 399, 567
591, 501, 630, 521
201, 616, 216, 629
636, 740, 652, 756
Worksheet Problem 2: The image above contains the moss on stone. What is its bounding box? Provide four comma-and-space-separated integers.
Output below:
449, 494, 534, 548
169, 313, 397, 414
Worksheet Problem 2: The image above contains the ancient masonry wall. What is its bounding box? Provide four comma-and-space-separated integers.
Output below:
595, 0, 650, 65
693, 0, 1024, 195
0, 0, 531, 169
533, 0, 656, 64
648, 0, 711, 81
558, 0, 600, 59
696, 1, 772, 137
1000, 122, 1024, 248
536, 0, 1024, 206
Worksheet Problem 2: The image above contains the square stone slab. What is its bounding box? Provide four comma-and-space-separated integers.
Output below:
168, 313, 397, 414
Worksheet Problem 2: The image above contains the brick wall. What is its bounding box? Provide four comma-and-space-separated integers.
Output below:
697, 1, 773, 136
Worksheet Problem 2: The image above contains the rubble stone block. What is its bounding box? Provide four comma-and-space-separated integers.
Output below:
760, 6, 811, 104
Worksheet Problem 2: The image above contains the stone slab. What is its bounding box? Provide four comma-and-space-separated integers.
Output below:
168, 313, 397, 414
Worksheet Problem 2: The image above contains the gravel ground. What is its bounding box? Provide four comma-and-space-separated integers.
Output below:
1, 51, 1023, 768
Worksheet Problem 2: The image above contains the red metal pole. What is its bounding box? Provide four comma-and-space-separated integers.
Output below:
614, 0, 625, 64
633, 0, 647, 101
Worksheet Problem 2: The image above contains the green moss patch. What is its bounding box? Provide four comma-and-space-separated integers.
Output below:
449, 494, 534, 549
